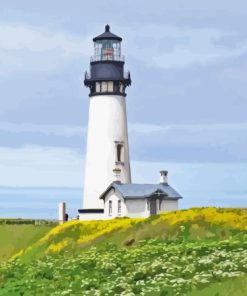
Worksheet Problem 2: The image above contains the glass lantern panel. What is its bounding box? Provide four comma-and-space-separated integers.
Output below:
94, 42, 102, 61
94, 40, 121, 61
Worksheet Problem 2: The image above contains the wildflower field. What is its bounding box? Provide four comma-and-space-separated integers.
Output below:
0, 208, 246, 295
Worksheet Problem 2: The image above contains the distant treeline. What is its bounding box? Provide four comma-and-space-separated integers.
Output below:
0, 219, 58, 225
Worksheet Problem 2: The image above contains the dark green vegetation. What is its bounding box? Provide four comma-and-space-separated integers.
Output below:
0, 208, 246, 295
0, 218, 57, 225
0, 224, 54, 263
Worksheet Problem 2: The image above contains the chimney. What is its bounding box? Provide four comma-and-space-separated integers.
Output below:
160, 170, 168, 184
113, 167, 121, 182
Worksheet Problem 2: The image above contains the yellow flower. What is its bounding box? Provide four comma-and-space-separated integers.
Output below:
47, 240, 69, 253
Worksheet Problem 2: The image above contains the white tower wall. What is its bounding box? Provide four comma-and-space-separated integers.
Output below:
83, 94, 131, 209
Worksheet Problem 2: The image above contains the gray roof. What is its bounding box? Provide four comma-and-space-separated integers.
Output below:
100, 182, 182, 200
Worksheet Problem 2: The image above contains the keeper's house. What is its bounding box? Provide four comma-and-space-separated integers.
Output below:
78, 171, 182, 220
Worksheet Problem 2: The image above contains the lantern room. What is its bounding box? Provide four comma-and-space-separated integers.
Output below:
84, 25, 131, 97
92, 25, 123, 61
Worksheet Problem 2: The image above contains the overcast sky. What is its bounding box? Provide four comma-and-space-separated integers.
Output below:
0, 1, 247, 209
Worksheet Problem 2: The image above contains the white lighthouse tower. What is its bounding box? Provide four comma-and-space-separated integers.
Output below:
82, 25, 132, 212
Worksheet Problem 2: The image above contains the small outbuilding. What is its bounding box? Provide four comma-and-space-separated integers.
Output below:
78, 170, 182, 220
100, 171, 182, 219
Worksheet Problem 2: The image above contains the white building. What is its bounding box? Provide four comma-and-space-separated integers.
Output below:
78, 26, 183, 220
79, 170, 181, 220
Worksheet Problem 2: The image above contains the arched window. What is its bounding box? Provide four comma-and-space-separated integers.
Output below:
118, 200, 121, 216
117, 144, 122, 162
109, 200, 112, 216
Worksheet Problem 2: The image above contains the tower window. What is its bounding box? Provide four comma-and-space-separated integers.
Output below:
115, 141, 124, 164
119, 83, 124, 93
118, 200, 121, 216
101, 81, 107, 92
96, 81, 114, 93
109, 200, 112, 216
108, 81, 113, 92
117, 144, 122, 162
96, 82, 101, 92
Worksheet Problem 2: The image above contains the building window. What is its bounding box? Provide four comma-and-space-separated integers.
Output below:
115, 141, 124, 164
108, 81, 113, 92
109, 200, 112, 216
101, 81, 107, 92
95, 81, 114, 93
119, 83, 124, 93
147, 200, 150, 210
118, 200, 121, 216
117, 144, 122, 162
96, 82, 101, 93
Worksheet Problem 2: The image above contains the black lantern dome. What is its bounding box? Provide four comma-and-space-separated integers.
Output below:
84, 25, 131, 97
93, 25, 122, 42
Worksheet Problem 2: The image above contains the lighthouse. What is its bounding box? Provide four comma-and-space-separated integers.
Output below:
82, 25, 132, 211
78, 25, 183, 220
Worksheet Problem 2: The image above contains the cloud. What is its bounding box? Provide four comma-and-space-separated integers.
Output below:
0, 146, 84, 187
0, 23, 88, 53
128, 122, 247, 162
129, 122, 247, 133
0, 121, 246, 162
2, 21, 247, 74
0, 22, 91, 74
0, 145, 245, 210
123, 25, 247, 69
131, 160, 247, 208
0, 122, 86, 137
2, 120, 247, 138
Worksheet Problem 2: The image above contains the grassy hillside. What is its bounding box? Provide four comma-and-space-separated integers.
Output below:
0, 208, 246, 295
188, 275, 247, 296
0, 224, 54, 263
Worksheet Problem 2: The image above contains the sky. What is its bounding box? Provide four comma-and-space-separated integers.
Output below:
0, 0, 247, 214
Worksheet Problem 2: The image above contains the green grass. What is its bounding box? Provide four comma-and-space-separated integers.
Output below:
16, 207, 247, 263
188, 275, 247, 296
0, 208, 246, 295
0, 225, 54, 263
